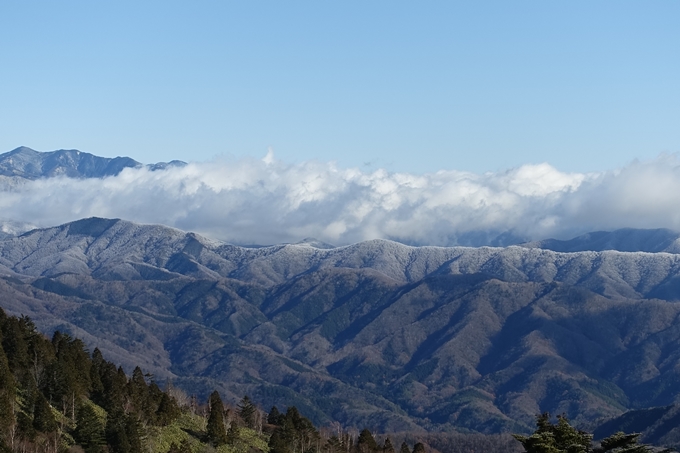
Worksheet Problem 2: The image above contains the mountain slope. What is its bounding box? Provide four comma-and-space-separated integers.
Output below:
3, 218, 680, 433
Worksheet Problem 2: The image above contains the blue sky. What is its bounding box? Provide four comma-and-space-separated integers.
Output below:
1, 1, 679, 174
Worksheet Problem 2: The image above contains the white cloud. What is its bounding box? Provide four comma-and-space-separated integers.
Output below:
1, 154, 679, 246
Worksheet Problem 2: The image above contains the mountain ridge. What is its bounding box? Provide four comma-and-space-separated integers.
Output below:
2, 217, 680, 433
0, 146, 186, 180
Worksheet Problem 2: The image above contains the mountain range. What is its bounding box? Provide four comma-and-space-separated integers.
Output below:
2, 147, 680, 443
0, 146, 185, 191
1, 216, 680, 437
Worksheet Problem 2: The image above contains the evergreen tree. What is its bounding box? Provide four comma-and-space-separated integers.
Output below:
2, 316, 30, 379
513, 413, 653, 453
399, 442, 410, 453
594, 432, 651, 453
227, 421, 240, 445
74, 403, 106, 453
124, 414, 144, 453
106, 411, 145, 453
105, 411, 130, 453
412, 443, 426, 453
383, 437, 395, 453
268, 424, 293, 453
206, 390, 227, 446
32, 392, 57, 433
16, 411, 35, 442
357, 428, 379, 453
238, 395, 256, 429
156, 392, 180, 426
268, 406, 282, 425
0, 344, 16, 447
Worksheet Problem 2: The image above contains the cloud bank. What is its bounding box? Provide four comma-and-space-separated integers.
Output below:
1, 153, 679, 246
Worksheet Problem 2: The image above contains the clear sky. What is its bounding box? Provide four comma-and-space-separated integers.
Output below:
1, 1, 679, 174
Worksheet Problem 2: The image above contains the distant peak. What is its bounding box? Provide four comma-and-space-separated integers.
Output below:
9, 146, 38, 154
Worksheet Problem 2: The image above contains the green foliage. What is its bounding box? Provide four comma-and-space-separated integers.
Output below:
238, 395, 256, 429
594, 432, 651, 453
227, 422, 240, 446
514, 413, 653, 453
268, 406, 282, 426
399, 441, 410, 453
32, 392, 57, 433
268, 406, 319, 453
412, 443, 426, 453
207, 390, 228, 446
357, 428, 379, 453
75, 402, 107, 453
156, 392, 181, 426
383, 437, 395, 453
0, 309, 285, 453
167, 439, 192, 453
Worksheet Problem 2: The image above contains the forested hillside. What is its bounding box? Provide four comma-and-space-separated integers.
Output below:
0, 308, 523, 453
5, 218, 680, 433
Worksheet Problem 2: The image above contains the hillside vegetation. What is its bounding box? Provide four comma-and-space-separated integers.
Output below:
1, 308, 531, 453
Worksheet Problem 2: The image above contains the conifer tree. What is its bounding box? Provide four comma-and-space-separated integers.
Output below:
383, 437, 395, 453
399, 441, 410, 453
32, 392, 57, 433
156, 392, 180, 426
238, 395, 256, 429
124, 414, 144, 453
105, 412, 130, 453
206, 390, 227, 446
594, 432, 651, 453
75, 403, 106, 453
268, 406, 282, 425
0, 345, 16, 447
412, 442, 426, 453
227, 421, 240, 445
357, 428, 379, 453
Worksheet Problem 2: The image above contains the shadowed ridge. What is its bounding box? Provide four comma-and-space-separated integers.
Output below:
521, 228, 680, 254
66, 217, 121, 237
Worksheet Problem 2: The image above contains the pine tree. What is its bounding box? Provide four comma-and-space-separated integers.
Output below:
32, 392, 57, 433
594, 432, 651, 453
227, 421, 240, 445
0, 344, 16, 447
105, 411, 130, 453
237, 395, 256, 429
75, 403, 106, 453
383, 437, 395, 453
412, 442, 426, 453
513, 413, 653, 453
206, 390, 227, 446
156, 392, 180, 426
124, 414, 144, 453
357, 428, 379, 453
399, 441, 410, 453
268, 406, 282, 425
